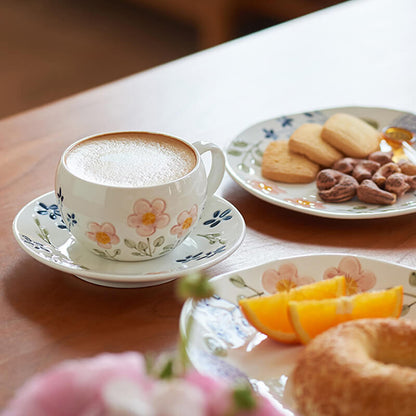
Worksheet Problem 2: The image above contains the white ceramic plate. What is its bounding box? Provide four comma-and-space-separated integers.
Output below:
12, 191, 246, 288
180, 254, 416, 415
226, 106, 416, 219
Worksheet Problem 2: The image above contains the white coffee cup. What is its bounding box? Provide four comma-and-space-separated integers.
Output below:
55, 131, 225, 261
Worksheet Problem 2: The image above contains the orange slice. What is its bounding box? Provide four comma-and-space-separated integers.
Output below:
238, 275, 346, 343
288, 285, 403, 344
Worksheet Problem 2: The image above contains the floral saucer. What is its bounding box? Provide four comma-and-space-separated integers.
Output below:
180, 254, 416, 415
12, 191, 246, 288
226, 106, 416, 219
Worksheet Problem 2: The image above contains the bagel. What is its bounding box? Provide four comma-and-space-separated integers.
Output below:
292, 318, 416, 416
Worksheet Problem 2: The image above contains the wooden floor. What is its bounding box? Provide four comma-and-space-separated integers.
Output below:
0, 0, 198, 119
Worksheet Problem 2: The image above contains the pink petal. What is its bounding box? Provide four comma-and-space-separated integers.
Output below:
184, 372, 230, 416
133, 199, 152, 215
154, 213, 170, 228
177, 229, 188, 238
261, 269, 279, 294
297, 276, 315, 286
110, 235, 120, 245
151, 380, 205, 416
127, 214, 141, 228
338, 256, 362, 276
101, 223, 116, 236
189, 204, 198, 217
176, 210, 190, 224
87, 222, 101, 233
277, 263, 298, 280
151, 199, 167, 215
355, 271, 377, 291
136, 224, 155, 237
323, 267, 341, 280
86, 232, 97, 242
2, 353, 151, 416
97, 241, 112, 249
170, 225, 182, 236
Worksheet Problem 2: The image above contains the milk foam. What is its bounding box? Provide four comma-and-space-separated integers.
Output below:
65, 133, 197, 187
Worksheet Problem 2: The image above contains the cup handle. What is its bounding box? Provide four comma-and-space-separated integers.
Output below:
193, 141, 225, 198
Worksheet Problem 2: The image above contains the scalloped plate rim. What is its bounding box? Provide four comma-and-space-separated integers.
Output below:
225, 106, 416, 219
180, 253, 416, 415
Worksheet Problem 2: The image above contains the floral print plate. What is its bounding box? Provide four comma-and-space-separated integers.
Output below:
180, 254, 416, 415
12, 191, 245, 288
226, 106, 416, 219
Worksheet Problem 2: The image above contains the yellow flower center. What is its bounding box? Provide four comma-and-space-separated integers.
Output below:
296, 199, 312, 206
276, 279, 297, 292
182, 217, 193, 230
345, 276, 359, 295
142, 212, 156, 225
96, 232, 111, 245
259, 182, 272, 192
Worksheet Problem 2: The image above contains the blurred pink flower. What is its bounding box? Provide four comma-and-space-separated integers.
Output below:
86, 222, 120, 249
127, 198, 170, 237
151, 379, 206, 416
184, 372, 282, 416
170, 204, 198, 238
102, 376, 206, 416
324, 256, 376, 295
2, 353, 286, 416
184, 372, 231, 416
262, 263, 315, 294
1, 352, 151, 416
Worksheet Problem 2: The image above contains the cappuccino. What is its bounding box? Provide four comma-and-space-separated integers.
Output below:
65, 132, 197, 187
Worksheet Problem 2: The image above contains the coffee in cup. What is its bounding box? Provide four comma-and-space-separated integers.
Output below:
65, 132, 197, 187
55, 131, 225, 261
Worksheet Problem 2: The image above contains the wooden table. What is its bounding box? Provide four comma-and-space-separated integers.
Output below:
1, 0, 415, 408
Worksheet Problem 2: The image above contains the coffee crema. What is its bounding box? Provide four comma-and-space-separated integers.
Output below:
65, 132, 197, 187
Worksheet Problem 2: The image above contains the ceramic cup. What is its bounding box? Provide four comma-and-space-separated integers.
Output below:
55, 131, 225, 261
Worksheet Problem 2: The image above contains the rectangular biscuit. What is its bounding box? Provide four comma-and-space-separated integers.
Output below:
261, 140, 319, 183
321, 113, 380, 158
289, 123, 343, 167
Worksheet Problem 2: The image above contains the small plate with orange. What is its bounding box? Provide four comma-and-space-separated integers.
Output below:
179, 254, 416, 415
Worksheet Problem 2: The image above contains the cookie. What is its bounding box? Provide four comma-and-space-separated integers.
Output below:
321, 113, 380, 158
289, 123, 343, 167
261, 140, 320, 183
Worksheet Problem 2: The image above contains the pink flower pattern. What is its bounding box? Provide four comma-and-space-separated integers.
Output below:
127, 198, 170, 237
285, 198, 326, 209
170, 204, 198, 238
324, 256, 376, 295
86, 222, 120, 249
248, 180, 285, 195
262, 263, 315, 294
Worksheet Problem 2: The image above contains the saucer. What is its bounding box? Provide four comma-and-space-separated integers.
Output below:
12, 191, 246, 288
